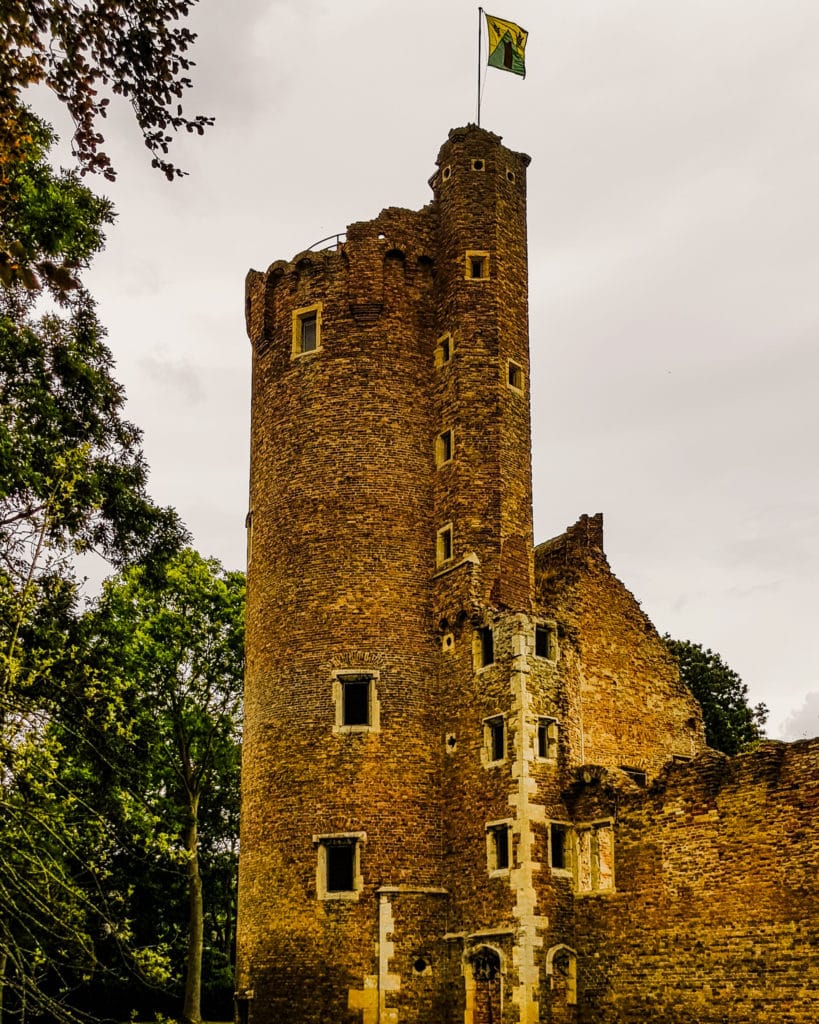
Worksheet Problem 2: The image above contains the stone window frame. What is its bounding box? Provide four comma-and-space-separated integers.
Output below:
573, 818, 615, 895
313, 831, 366, 901
331, 669, 381, 734
485, 819, 513, 876
549, 821, 573, 878
291, 301, 322, 358
441, 165, 452, 182
436, 522, 454, 566
435, 332, 454, 367
464, 250, 490, 281
471, 157, 486, 172
436, 428, 454, 468
507, 358, 524, 393
505, 167, 516, 184
482, 713, 507, 767
473, 624, 495, 672
534, 620, 558, 662
535, 716, 559, 762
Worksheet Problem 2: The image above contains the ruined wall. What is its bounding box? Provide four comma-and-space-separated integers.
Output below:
535, 515, 706, 780
568, 740, 819, 1023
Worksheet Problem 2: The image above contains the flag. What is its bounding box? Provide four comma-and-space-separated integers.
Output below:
485, 12, 527, 78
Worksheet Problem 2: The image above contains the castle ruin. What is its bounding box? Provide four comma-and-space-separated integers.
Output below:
236, 125, 818, 1024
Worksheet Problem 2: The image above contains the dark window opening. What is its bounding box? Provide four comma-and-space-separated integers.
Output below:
507, 169, 516, 183
492, 826, 510, 870
472, 158, 484, 171
535, 623, 557, 660
439, 335, 451, 362
341, 676, 370, 726
470, 256, 486, 279
487, 716, 504, 761
620, 766, 647, 786
479, 626, 494, 667
438, 525, 453, 563
551, 824, 568, 870
326, 841, 355, 892
508, 360, 523, 389
437, 429, 453, 465
299, 313, 317, 352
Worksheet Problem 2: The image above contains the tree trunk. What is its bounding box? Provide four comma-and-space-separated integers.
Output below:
182, 795, 203, 1024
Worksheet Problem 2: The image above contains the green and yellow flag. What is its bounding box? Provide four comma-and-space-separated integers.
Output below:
485, 12, 527, 78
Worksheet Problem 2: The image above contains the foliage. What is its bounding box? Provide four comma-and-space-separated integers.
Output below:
0, 0, 212, 181
89, 550, 244, 1024
665, 636, 768, 755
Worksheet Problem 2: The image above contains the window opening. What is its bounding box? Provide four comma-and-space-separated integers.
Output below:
292, 303, 322, 356
508, 360, 524, 390
435, 333, 452, 366
535, 622, 557, 660
550, 823, 570, 871
537, 717, 558, 760
326, 841, 355, 891
575, 822, 614, 893
465, 251, 489, 280
442, 165, 452, 181
471, 158, 485, 171
620, 766, 647, 786
487, 822, 512, 873
437, 523, 453, 564
506, 168, 516, 183
341, 675, 370, 726
436, 429, 453, 466
479, 626, 494, 667
485, 715, 505, 762
315, 832, 365, 899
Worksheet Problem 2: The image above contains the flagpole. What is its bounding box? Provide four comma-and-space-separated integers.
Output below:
477, 7, 483, 126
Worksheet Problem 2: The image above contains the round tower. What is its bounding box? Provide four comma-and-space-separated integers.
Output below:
237, 126, 534, 1024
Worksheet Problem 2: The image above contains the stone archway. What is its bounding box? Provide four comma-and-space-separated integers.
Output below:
465, 946, 503, 1024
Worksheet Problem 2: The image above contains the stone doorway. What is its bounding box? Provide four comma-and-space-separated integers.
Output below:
467, 946, 502, 1024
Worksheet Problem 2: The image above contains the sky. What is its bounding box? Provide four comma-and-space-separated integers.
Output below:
34, 0, 819, 740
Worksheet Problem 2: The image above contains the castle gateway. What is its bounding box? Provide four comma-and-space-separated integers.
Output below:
236, 126, 819, 1024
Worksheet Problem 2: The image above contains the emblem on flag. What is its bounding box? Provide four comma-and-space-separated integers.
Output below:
485, 13, 527, 77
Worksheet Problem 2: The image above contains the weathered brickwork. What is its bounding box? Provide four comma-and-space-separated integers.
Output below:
237, 125, 818, 1024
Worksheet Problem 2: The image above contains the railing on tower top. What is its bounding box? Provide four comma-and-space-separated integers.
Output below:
305, 232, 346, 252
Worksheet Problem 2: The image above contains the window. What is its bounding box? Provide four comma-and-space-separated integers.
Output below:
471, 158, 485, 171
550, 823, 571, 873
537, 717, 558, 760
534, 622, 557, 661
292, 302, 322, 357
620, 766, 647, 787
506, 168, 516, 183
437, 523, 453, 565
441, 165, 452, 181
332, 671, 380, 733
507, 359, 524, 391
436, 429, 453, 466
484, 715, 505, 763
464, 250, 490, 280
477, 625, 494, 668
314, 832, 365, 899
486, 821, 512, 874
435, 333, 453, 366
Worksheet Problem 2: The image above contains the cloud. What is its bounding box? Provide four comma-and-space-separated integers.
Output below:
139, 355, 204, 404
780, 692, 819, 741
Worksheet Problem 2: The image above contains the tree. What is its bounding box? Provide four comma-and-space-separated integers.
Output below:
0, 0, 212, 180
90, 550, 244, 1024
664, 637, 768, 755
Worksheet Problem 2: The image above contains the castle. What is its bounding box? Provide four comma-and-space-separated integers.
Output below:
236, 126, 818, 1024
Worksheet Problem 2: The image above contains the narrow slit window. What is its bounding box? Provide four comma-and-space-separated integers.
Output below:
342, 676, 370, 726
435, 333, 452, 366
478, 626, 494, 667
437, 523, 453, 565
292, 303, 322, 357
486, 822, 512, 873
537, 717, 558, 760
493, 827, 509, 869
436, 429, 453, 466
485, 715, 505, 762
551, 823, 570, 871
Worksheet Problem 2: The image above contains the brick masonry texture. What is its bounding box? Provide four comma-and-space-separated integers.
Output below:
237, 126, 819, 1024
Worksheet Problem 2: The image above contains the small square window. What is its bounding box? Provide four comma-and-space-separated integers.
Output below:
471, 158, 485, 172
333, 671, 380, 733
486, 821, 512, 874
535, 622, 558, 661
507, 360, 524, 391
436, 429, 453, 467
435, 333, 453, 366
292, 303, 322, 357
315, 832, 365, 899
484, 715, 505, 763
537, 717, 558, 760
464, 251, 490, 280
437, 523, 453, 565
620, 766, 647, 787
477, 625, 494, 668
550, 823, 571, 872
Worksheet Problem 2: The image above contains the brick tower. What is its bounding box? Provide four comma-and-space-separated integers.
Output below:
236, 126, 707, 1024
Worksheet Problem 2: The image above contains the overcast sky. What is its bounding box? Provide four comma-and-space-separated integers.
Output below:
36, 0, 819, 740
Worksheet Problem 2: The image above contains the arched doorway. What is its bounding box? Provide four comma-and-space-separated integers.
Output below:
466, 946, 502, 1024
